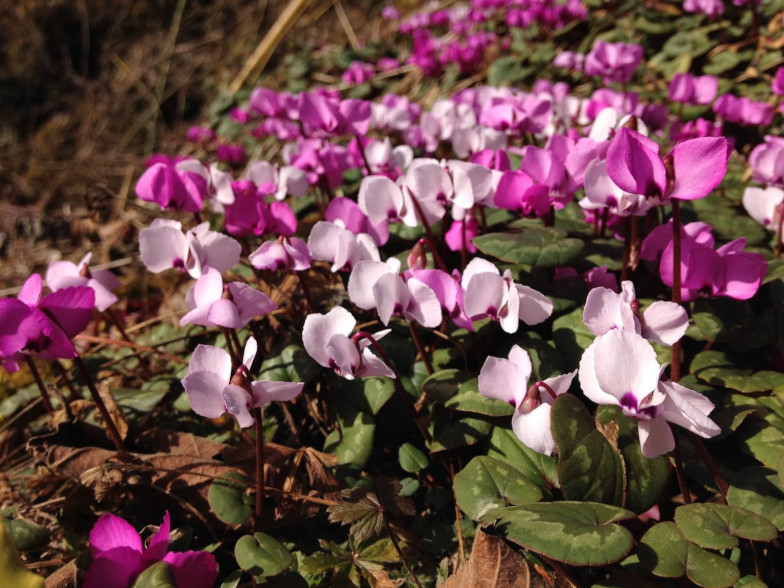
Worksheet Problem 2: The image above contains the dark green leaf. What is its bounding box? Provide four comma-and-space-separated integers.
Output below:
674, 503, 778, 549
472, 228, 583, 268
208, 472, 253, 525
0, 518, 48, 552
235, 533, 294, 577
727, 466, 784, 530
130, 561, 176, 588
553, 395, 625, 506
429, 413, 492, 453
486, 426, 559, 490
454, 456, 542, 521
398, 443, 428, 473
483, 502, 635, 566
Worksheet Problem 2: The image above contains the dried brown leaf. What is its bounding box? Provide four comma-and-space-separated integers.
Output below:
441, 530, 549, 588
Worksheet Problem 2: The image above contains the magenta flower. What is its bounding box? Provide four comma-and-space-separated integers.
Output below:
326, 197, 389, 246
668, 73, 718, 105
135, 159, 208, 212
772, 67, 784, 96
302, 307, 395, 380
342, 61, 375, 85
0, 274, 94, 372
179, 268, 276, 329
749, 136, 784, 188
579, 330, 720, 458
46, 252, 121, 312
479, 345, 576, 456
139, 219, 241, 278
444, 216, 479, 253
584, 40, 643, 84
83, 511, 217, 588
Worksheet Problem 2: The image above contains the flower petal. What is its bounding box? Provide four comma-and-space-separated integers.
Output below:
90, 513, 143, 556
163, 551, 219, 588
182, 370, 229, 419
593, 330, 660, 402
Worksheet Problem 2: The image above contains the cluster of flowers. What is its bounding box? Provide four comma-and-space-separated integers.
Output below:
478, 281, 721, 458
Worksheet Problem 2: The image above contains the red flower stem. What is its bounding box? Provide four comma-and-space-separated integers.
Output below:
73, 354, 127, 454
406, 192, 448, 272
671, 199, 682, 383
600, 207, 608, 238
354, 134, 373, 176
24, 355, 54, 413
223, 328, 241, 367
408, 322, 433, 376
776, 200, 784, 260
297, 271, 317, 313
253, 407, 265, 532
671, 434, 691, 504
689, 432, 729, 501
460, 214, 468, 272
353, 331, 432, 444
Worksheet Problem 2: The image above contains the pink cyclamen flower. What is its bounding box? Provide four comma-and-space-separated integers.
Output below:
139, 219, 241, 278
180, 267, 276, 328
583, 280, 688, 346
0, 274, 94, 372
584, 40, 643, 84
302, 306, 395, 380
182, 337, 303, 427
461, 258, 553, 333
46, 252, 121, 312
772, 67, 784, 96
83, 511, 218, 588
135, 159, 208, 212
668, 73, 718, 105
579, 329, 720, 458
307, 221, 380, 272
743, 186, 784, 236
749, 135, 784, 188
249, 236, 312, 271
479, 345, 576, 456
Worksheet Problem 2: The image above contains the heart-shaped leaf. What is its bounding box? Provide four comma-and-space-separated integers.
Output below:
481, 502, 635, 566
472, 227, 583, 268
638, 522, 740, 588
235, 532, 294, 577
398, 442, 428, 473
552, 395, 625, 506
208, 472, 253, 525
486, 426, 559, 490
727, 466, 784, 530
454, 456, 543, 521
674, 503, 779, 549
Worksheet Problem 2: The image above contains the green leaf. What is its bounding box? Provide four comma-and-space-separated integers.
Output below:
1, 517, 48, 553
487, 56, 535, 86
114, 380, 171, 413
472, 228, 584, 268
735, 416, 784, 468
552, 395, 625, 506
429, 413, 492, 453
483, 502, 635, 566
454, 456, 542, 521
130, 562, 176, 588
332, 377, 395, 416
486, 426, 559, 489
323, 405, 375, 467
691, 351, 784, 393
638, 522, 740, 587
398, 443, 428, 474
208, 472, 253, 525
727, 467, 784, 530
0, 521, 44, 588
235, 533, 294, 577
422, 369, 512, 416
703, 51, 742, 75
596, 406, 670, 513
552, 307, 595, 370
258, 345, 319, 384
674, 504, 779, 549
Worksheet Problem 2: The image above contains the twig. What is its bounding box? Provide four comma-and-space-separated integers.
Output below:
334, 0, 360, 51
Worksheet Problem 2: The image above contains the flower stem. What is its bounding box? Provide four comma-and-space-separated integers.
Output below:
374, 480, 424, 588
776, 200, 783, 260
671, 434, 691, 504
671, 200, 683, 382
73, 354, 127, 454
408, 322, 433, 376
24, 355, 54, 413
253, 407, 265, 532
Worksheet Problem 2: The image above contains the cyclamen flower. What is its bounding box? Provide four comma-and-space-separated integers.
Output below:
0, 274, 94, 372
579, 330, 720, 458
308, 221, 380, 272
46, 252, 121, 312
584, 40, 643, 84
83, 511, 217, 588
668, 73, 718, 105
461, 258, 553, 333
179, 268, 276, 328
249, 236, 312, 271
135, 159, 208, 212
479, 345, 576, 456
743, 186, 784, 236
302, 307, 395, 380
139, 219, 241, 278
583, 281, 688, 346
182, 337, 303, 427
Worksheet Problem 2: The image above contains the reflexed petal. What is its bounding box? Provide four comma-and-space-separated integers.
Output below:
463, 272, 504, 319
191, 268, 223, 306
668, 137, 728, 200
583, 286, 627, 335
478, 355, 528, 406
250, 380, 304, 407
143, 512, 170, 563
46, 261, 80, 291
606, 128, 666, 197
327, 335, 360, 379
222, 384, 254, 428
406, 278, 442, 328
512, 404, 556, 456
515, 284, 553, 325
163, 551, 219, 588
182, 371, 228, 418
90, 513, 143, 556
638, 417, 675, 458
717, 250, 766, 300
358, 175, 404, 222
593, 330, 660, 402
348, 261, 394, 310
40, 286, 95, 338
373, 273, 409, 326
82, 548, 143, 588
228, 283, 276, 322
641, 301, 688, 345
579, 339, 626, 406
188, 344, 231, 381
358, 347, 396, 378
543, 370, 577, 398
196, 230, 241, 273
658, 381, 721, 439
460, 257, 499, 289
139, 225, 188, 273
205, 299, 243, 329
18, 273, 43, 306
242, 337, 258, 370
